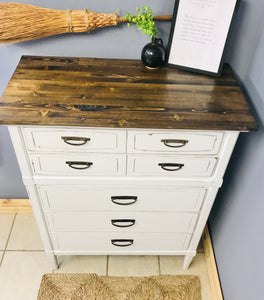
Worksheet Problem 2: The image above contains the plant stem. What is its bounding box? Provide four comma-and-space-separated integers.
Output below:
118, 15, 172, 23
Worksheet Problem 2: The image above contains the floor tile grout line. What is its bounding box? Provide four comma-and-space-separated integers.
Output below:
0, 251, 4, 267
106, 255, 109, 276
4, 213, 17, 250
158, 256, 161, 275
4, 249, 45, 252
0, 213, 17, 267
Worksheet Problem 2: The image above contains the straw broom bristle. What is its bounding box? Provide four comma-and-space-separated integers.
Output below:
0, 3, 119, 43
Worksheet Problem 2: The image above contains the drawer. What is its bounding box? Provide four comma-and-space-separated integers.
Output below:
51, 232, 191, 252
23, 127, 126, 153
127, 130, 223, 154
46, 212, 197, 233
30, 154, 126, 176
127, 155, 217, 177
39, 186, 206, 212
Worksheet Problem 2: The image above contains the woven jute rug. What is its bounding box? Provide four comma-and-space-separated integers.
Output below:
37, 273, 201, 300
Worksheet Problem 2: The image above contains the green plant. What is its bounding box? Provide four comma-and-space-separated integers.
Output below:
125, 6, 158, 39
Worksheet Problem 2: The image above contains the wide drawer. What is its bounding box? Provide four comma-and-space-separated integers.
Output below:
51, 232, 191, 252
23, 127, 126, 153
127, 130, 223, 154
127, 155, 217, 177
30, 154, 126, 176
39, 186, 206, 212
46, 212, 197, 233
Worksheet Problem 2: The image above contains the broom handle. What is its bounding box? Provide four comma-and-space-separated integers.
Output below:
118, 15, 173, 23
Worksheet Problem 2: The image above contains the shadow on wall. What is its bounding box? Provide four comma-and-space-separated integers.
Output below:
227, 0, 264, 77
216, 0, 264, 226
209, 133, 250, 229
209, 78, 264, 233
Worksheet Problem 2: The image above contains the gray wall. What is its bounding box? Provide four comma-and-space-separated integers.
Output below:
209, 0, 264, 299
0, 0, 173, 198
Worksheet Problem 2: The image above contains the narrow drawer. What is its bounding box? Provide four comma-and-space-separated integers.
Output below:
51, 232, 191, 252
39, 186, 206, 212
127, 155, 217, 177
46, 212, 197, 233
30, 154, 126, 176
127, 130, 223, 154
23, 127, 126, 153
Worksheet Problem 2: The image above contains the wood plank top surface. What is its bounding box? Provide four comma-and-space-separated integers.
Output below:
0, 55, 257, 131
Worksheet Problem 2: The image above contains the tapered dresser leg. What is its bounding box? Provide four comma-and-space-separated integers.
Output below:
46, 252, 59, 271
183, 253, 195, 269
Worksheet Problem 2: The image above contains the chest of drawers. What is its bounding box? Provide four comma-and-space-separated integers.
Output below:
1, 56, 257, 270
8, 125, 239, 269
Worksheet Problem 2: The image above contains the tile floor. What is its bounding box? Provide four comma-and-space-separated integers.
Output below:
0, 213, 213, 300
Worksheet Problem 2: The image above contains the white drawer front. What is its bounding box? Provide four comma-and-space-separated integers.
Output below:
39, 186, 206, 212
30, 154, 126, 176
127, 155, 217, 177
127, 130, 223, 154
51, 232, 191, 252
46, 212, 197, 233
23, 127, 126, 153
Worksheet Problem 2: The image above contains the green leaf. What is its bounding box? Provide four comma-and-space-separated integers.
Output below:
125, 6, 158, 39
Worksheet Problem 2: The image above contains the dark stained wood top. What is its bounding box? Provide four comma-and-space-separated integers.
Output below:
0, 55, 257, 131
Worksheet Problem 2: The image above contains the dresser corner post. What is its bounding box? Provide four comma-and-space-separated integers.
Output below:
24, 183, 58, 268
8, 125, 58, 270
183, 252, 196, 269
46, 251, 59, 271
8, 125, 33, 177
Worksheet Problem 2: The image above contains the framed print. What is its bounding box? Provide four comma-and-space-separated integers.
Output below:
167, 0, 241, 77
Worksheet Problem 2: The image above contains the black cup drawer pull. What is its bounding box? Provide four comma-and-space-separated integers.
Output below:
111, 196, 137, 206
61, 136, 90, 146
111, 219, 136, 228
66, 161, 93, 170
158, 163, 184, 171
111, 239, 134, 247
161, 139, 189, 148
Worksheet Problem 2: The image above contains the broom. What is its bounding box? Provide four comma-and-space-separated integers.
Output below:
0, 3, 172, 43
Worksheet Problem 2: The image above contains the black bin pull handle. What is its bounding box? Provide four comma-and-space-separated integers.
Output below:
158, 163, 184, 171
161, 139, 189, 148
61, 136, 90, 146
111, 239, 134, 247
66, 161, 93, 170
111, 196, 137, 206
111, 219, 136, 228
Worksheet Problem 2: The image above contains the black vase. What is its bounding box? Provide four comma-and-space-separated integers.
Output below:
141, 37, 166, 69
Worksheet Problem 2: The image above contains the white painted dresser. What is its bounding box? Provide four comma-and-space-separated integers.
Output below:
1, 56, 257, 270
